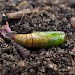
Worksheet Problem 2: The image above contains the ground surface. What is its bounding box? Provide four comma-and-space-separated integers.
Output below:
0, 0, 75, 75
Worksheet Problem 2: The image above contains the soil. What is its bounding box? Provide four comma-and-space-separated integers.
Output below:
0, 0, 75, 75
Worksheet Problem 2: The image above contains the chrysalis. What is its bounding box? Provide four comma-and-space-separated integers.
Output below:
12, 31, 65, 48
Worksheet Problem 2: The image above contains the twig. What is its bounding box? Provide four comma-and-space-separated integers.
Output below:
10, 39, 30, 59
6, 8, 39, 19
5, 6, 51, 19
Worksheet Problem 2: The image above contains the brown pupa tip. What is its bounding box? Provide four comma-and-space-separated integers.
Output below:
11, 35, 15, 40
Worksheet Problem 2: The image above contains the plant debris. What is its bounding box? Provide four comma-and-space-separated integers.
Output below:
4, 6, 51, 19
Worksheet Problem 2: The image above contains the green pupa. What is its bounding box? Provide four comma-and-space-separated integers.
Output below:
12, 31, 65, 48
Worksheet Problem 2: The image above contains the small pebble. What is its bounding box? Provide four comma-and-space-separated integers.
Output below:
17, 60, 25, 67
70, 17, 75, 28
48, 63, 57, 70
0, 37, 5, 43
72, 47, 75, 52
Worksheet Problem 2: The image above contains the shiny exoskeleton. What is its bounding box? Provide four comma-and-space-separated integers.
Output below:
12, 31, 65, 48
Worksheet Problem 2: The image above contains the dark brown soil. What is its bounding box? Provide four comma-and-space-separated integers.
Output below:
0, 0, 75, 75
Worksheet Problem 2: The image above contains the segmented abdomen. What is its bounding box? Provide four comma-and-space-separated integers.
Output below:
12, 31, 65, 48
12, 34, 48, 47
